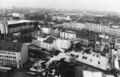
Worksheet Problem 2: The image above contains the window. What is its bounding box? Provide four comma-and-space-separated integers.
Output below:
13, 60, 16, 63
82, 56, 85, 59
82, 52, 84, 54
12, 53, 16, 55
90, 59, 92, 62
85, 57, 87, 60
98, 61, 100, 64
8, 52, 11, 54
13, 57, 16, 59
93, 54, 95, 56
97, 55, 99, 57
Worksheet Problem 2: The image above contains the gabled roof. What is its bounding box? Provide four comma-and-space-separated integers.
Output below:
0, 40, 23, 52
43, 36, 56, 44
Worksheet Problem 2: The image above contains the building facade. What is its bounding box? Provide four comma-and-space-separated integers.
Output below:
0, 40, 28, 68
60, 29, 77, 40
53, 38, 71, 52
32, 36, 56, 51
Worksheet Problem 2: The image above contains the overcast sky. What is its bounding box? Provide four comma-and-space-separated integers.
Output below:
0, 0, 120, 13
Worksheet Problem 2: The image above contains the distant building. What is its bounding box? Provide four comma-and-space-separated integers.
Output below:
0, 40, 28, 68
60, 22, 120, 37
7, 13, 25, 20
52, 15, 72, 21
60, 29, 77, 40
41, 27, 51, 34
61, 23, 85, 30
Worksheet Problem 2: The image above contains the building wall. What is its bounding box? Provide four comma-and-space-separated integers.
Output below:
0, 22, 6, 34
61, 22, 120, 37
60, 31, 76, 40
16, 52, 21, 68
40, 42, 53, 50
53, 38, 71, 51
32, 40, 53, 50
84, 23, 120, 37
20, 43, 28, 65
0, 50, 21, 68
41, 27, 51, 34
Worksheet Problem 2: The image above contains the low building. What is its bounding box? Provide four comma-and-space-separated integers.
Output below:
41, 27, 51, 34
0, 40, 28, 68
68, 51, 111, 70
83, 71, 103, 77
32, 35, 71, 52
53, 38, 71, 52
32, 36, 56, 51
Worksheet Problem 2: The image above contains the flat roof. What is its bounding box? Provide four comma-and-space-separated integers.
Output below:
7, 20, 35, 25
0, 40, 23, 52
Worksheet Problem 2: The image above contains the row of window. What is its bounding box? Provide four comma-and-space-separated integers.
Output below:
0, 51, 16, 55
60, 32, 76, 39
0, 59, 17, 63
0, 55, 16, 59
9, 25, 34, 33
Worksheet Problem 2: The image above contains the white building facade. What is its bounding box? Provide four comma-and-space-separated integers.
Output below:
0, 41, 28, 68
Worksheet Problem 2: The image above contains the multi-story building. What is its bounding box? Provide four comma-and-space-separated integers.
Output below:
0, 20, 38, 34
60, 22, 120, 37
0, 40, 28, 68
0, 20, 39, 41
60, 29, 77, 40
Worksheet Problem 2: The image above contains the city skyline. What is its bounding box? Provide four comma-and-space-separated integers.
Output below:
0, 0, 120, 13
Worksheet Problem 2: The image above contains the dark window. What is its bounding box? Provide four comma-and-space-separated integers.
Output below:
82, 56, 85, 59
85, 57, 87, 59
98, 61, 100, 64
97, 55, 99, 57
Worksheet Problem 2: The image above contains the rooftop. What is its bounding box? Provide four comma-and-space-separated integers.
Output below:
0, 40, 23, 52
43, 36, 56, 44
7, 19, 35, 25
